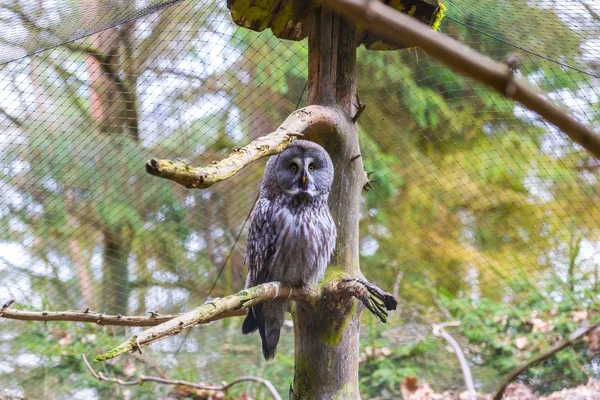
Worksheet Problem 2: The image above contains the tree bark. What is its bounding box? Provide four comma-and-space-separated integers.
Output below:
86, 22, 139, 315
102, 226, 133, 315
291, 8, 364, 400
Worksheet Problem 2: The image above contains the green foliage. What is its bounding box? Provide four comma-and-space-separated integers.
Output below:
445, 0, 583, 64
234, 28, 308, 95
4, 321, 157, 398
442, 283, 598, 393
359, 277, 600, 397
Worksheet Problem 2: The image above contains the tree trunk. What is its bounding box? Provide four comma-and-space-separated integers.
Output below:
102, 226, 132, 315
291, 8, 364, 400
87, 22, 139, 315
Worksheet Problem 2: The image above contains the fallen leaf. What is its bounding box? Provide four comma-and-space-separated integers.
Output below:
402, 376, 419, 393
58, 333, 72, 346
123, 359, 136, 377
515, 336, 528, 349
571, 310, 588, 322
531, 318, 553, 333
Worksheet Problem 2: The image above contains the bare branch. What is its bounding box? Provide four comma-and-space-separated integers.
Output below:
145, 105, 348, 188
2, 299, 15, 308
432, 322, 476, 400
64, 42, 112, 69
493, 321, 600, 400
0, 107, 24, 128
324, 0, 600, 159
2, 279, 396, 335
95, 282, 319, 362
82, 354, 282, 400
581, 1, 600, 22
0, 302, 244, 327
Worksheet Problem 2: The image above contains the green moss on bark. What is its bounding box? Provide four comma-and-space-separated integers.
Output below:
94, 336, 137, 362
320, 301, 357, 346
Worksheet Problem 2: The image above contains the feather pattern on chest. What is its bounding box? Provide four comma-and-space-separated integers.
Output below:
245, 192, 336, 287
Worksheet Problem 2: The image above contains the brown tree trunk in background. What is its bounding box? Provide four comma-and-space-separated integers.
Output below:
119, 21, 140, 141
68, 236, 95, 308
64, 190, 96, 308
291, 8, 364, 400
135, 253, 148, 314
86, 22, 139, 314
29, 57, 98, 308
102, 226, 133, 315
88, 28, 123, 135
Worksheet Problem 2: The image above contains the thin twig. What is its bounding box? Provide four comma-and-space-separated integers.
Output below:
2, 299, 15, 309
432, 322, 476, 400
324, 0, 600, 159
493, 321, 600, 400
82, 354, 282, 400
0, 107, 24, 128
0, 303, 244, 327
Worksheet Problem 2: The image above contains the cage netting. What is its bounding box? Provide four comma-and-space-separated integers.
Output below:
1, 0, 600, 398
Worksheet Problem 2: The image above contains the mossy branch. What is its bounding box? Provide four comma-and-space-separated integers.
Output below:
95, 282, 319, 362
95, 278, 396, 363
146, 105, 347, 188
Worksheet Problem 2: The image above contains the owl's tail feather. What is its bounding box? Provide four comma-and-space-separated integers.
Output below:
245, 301, 287, 360
241, 309, 258, 334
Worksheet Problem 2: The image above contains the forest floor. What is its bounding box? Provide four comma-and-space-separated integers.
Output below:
399, 378, 600, 399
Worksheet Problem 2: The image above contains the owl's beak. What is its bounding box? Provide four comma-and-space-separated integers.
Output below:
301, 173, 306, 185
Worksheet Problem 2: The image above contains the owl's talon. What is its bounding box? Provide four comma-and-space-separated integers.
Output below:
363, 171, 376, 192
364, 297, 388, 323
352, 91, 366, 122
340, 278, 397, 322
364, 284, 397, 311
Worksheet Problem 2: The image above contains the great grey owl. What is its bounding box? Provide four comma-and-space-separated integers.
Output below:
242, 140, 337, 360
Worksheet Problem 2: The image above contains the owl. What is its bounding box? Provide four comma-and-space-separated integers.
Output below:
241, 140, 337, 360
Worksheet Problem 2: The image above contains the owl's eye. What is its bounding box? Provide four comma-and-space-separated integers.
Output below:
290, 163, 298, 172
308, 163, 315, 172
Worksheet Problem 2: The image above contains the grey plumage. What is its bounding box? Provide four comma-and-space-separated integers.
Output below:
242, 140, 337, 360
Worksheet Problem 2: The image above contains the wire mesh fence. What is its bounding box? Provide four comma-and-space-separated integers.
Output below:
1, 0, 599, 398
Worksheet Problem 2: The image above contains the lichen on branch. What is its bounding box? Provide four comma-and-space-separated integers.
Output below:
95, 278, 396, 363
95, 282, 319, 362
146, 105, 347, 188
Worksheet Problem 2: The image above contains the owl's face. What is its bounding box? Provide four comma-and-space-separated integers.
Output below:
266, 140, 334, 197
